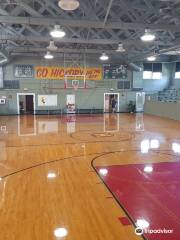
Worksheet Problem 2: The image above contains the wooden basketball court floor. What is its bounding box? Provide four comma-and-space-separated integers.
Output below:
0, 113, 180, 240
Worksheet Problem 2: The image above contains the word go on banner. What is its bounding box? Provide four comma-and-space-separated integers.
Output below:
35, 66, 102, 81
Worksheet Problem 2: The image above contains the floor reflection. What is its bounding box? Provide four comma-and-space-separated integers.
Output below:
38, 120, 59, 134
104, 114, 119, 132
136, 113, 144, 131
18, 115, 36, 136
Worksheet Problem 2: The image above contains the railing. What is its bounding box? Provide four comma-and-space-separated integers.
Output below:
35, 108, 104, 115
148, 89, 180, 102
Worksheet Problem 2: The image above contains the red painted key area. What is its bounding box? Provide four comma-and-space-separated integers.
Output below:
96, 162, 180, 240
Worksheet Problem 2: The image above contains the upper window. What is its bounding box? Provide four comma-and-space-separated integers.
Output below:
143, 63, 162, 79
175, 62, 180, 79
143, 71, 152, 79
152, 72, 162, 79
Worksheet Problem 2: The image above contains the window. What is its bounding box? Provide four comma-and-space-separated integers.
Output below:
152, 72, 162, 79
117, 81, 130, 89
3, 80, 20, 89
175, 72, 180, 79
143, 63, 162, 79
143, 63, 152, 79
143, 71, 152, 79
175, 62, 180, 79
152, 63, 162, 79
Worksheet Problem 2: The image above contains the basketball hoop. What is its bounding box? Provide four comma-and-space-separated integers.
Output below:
64, 75, 86, 89
72, 80, 79, 91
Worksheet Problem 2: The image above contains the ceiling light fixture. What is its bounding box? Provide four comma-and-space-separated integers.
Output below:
44, 51, 54, 59
50, 25, 66, 38
100, 52, 109, 61
147, 56, 156, 61
0, 58, 8, 64
116, 43, 126, 52
141, 29, 156, 42
58, 0, 79, 11
47, 41, 58, 51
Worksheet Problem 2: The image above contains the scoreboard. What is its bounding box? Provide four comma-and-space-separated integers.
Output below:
103, 64, 127, 80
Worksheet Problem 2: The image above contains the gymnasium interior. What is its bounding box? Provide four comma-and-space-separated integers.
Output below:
0, 1, 180, 240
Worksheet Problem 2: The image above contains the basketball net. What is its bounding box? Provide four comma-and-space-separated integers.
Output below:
72, 80, 79, 91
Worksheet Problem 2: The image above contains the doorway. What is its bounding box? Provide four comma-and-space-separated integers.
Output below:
104, 93, 119, 113
136, 92, 145, 112
66, 94, 75, 114
17, 93, 35, 115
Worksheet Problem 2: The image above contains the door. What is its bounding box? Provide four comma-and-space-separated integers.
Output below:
26, 95, 34, 114
17, 93, 35, 115
136, 92, 145, 112
66, 94, 75, 114
104, 93, 119, 113
104, 94, 110, 112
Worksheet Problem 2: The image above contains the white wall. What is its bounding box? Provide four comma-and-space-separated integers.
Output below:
145, 100, 180, 121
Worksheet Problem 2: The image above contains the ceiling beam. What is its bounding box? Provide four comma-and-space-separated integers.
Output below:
9, 48, 139, 61
10, 52, 128, 63
0, 35, 118, 45
13, 0, 42, 17
9, 47, 123, 54
0, 16, 180, 32
103, 0, 114, 27
0, 34, 169, 47
130, 41, 180, 62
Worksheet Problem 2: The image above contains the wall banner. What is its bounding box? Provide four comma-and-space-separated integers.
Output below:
35, 66, 102, 81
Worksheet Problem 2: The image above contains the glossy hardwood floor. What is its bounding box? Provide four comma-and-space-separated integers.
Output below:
0, 113, 179, 240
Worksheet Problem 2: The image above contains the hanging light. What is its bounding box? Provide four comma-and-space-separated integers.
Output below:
116, 43, 126, 52
0, 58, 8, 64
47, 41, 58, 51
141, 29, 156, 42
147, 56, 156, 61
100, 53, 109, 61
44, 51, 54, 59
50, 25, 66, 38
58, 0, 79, 11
